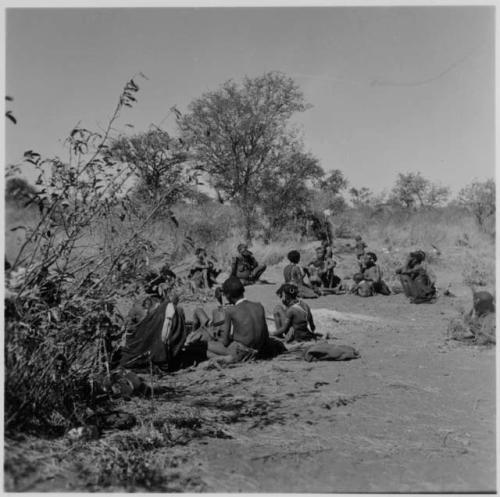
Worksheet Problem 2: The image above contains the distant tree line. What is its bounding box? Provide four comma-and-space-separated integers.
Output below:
6, 72, 495, 241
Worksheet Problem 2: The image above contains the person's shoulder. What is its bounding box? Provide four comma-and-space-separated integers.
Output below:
245, 300, 265, 312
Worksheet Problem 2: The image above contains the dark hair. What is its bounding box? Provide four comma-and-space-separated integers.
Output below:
287, 250, 301, 264
195, 247, 206, 256
410, 250, 426, 263
366, 252, 377, 262
276, 283, 299, 299
222, 276, 245, 300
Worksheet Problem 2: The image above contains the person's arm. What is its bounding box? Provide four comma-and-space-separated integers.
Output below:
221, 308, 233, 347
307, 306, 315, 332
249, 255, 258, 270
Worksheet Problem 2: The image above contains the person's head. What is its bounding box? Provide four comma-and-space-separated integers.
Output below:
222, 276, 245, 304
237, 243, 247, 254
315, 246, 325, 258
276, 283, 299, 306
355, 235, 362, 242
353, 273, 364, 284
365, 252, 377, 266
287, 250, 301, 264
195, 247, 206, 258
409, 250, 425, 264
143, 296, 160, 312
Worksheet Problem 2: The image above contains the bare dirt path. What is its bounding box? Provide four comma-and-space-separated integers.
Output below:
168, 281, 495, 493
6, 265, 495, 492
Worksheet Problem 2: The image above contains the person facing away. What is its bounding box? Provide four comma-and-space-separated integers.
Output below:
230, 243, 267, 285
272, 283, 316, 343
199, 276, 269, 363
283, 250, 319, 299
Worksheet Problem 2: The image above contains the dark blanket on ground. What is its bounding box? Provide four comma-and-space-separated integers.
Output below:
120, 300, 187, 370
304, 343, 359, 362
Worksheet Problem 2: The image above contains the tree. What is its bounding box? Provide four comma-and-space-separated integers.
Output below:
458, 179, 495, 228
312, 169, 348, 215
179, 71, 312, 240
259, 149, 324, 239
319, 169, 348, 196
349, 186, 373, 207
389, 172, 450, 209
110, 128, 191, 207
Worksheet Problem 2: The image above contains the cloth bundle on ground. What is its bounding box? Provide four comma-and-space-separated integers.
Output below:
472, 290, 495, 317
120, 299, 189, 371
304, 343, 360, 362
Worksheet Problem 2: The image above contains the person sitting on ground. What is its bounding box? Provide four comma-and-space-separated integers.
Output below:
284, 250, 319, 299
120, 293, 187, 371
396, 250, 437, 304
195, 277, 271, 363
272, 283, 317, 343
354, 235, 368, 269
308, 246, 343, 294
361, 252, 391, 295
230, 243, 267, 286
189, 247, 221, 290
144, 263, 177, 298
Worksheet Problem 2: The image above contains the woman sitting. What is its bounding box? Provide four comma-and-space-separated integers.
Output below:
396, 250, 437, 304
283, 250, 319, 299
272, 283, 317, 343
351, 252, 391, 296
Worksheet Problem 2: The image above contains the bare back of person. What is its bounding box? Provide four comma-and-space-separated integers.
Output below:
223, 300, 269, 351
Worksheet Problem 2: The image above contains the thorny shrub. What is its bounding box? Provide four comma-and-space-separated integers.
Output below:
5, 77, 195, 433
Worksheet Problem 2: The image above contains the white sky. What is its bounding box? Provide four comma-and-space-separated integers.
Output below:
4, 4, 496, 194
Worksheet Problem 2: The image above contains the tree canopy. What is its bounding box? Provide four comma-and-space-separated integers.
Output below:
179, 71, 314, 239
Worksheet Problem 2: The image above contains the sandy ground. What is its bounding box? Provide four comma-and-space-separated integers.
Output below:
4, 262, 496, 492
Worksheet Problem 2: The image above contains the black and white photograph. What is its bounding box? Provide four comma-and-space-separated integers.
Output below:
3, 2, 496, 492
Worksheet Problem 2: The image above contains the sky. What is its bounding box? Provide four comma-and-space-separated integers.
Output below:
5, 5, 496, 195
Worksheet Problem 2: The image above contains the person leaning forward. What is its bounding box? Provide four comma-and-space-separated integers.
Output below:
230, 243, 267, 285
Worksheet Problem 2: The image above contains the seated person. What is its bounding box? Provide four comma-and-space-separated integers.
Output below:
283, 250, 319, 299
199, 277, 271, 363
144, 263, 177, 297
120, 295, 187, 371
189, 248, 221, 289
362, 252, 391, 295
351, 252, 390, 296
396, 250, 436, 304
231, 243, 267, 286
308, 246, 342, 294
272, 283, 317, 342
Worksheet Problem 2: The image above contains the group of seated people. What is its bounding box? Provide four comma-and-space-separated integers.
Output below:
120, 237, 440, 372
